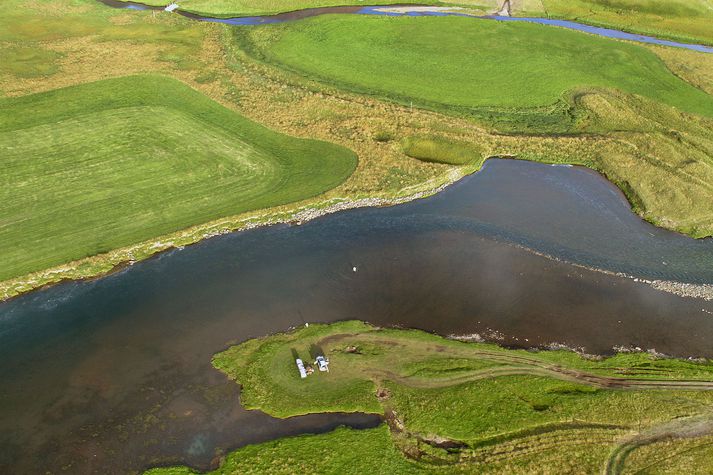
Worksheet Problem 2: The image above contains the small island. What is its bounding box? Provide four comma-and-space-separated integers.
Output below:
147, 321, 713, 474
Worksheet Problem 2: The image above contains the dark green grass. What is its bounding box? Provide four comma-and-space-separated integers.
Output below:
401, 136, 484, 165
0, 75, 357, 281
239, 15, 713, 131
144, 425, 428, 475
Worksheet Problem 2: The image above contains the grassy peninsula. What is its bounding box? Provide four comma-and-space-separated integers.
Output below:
237, 14, 713, 236
146, 321, 713, 474
535, 0, 713, 46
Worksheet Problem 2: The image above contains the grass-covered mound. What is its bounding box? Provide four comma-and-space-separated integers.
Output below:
152, 321, 713, 473
239, 15, 713, 130
401, 136, 483, 165
0, 75, 356, 281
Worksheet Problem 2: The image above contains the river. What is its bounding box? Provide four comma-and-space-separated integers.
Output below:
1, 159, 713, 473
97, 0, 713, 53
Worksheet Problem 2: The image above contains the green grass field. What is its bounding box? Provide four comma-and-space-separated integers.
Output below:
0, 75, 356, 281
146, 321, 713, 474
1, 0, 713, 295
540, 0, 713, 46
116, 0, 433, 16
239, 15, 713, 130
112, 0, 713, 47
401, 136, 484, 165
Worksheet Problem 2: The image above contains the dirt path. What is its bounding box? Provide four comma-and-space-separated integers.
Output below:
322, 333, 713, 391
603, 412, 713, 474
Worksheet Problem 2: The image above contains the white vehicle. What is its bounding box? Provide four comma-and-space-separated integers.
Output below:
296, 358, 308, 378
315, 355, 330, 372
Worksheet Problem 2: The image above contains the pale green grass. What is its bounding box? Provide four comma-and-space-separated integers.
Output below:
540, 0, 713, 46
401, 136, 484, 165
144, 425, 431, 475
0, 75, 356, 281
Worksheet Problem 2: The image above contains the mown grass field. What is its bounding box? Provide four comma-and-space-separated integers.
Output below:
147, 321, 713, 474
0, 75, 356, 281
239, 15, 713, 127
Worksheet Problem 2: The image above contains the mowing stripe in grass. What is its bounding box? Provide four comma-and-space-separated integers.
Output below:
0, 75, 357, 281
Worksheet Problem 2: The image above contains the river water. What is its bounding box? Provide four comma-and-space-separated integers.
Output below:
97, 0, 713, 53
2, 159, 713, 473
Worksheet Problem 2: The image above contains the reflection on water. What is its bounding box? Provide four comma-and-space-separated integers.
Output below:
1, 159, 713, 473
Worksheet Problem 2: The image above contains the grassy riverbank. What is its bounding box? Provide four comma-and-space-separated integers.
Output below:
236, 15, 713, 236
2, 0, 713, 299
239, 15, 713, 128
110, 0, 713, 48
146, 321, 713, 473
538, 0, 713, 47
0, 75, 356, 282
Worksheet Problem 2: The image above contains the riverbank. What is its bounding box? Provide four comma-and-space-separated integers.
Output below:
145, 321, 713, 474
6, 154, 713, 304
108, 0, 713, 48
0, 164, 469, 302
3, 0, 713, 301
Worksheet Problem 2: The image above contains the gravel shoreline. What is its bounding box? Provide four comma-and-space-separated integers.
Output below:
2, 165, 712, 304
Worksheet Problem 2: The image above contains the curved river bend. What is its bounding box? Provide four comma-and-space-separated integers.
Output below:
98, 0, 713, 53
2, 159, 713, 473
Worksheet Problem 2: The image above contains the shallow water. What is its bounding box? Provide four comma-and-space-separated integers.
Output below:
2, 159, 713, 473
96, 0, 713, 53
485, 16, 713, 53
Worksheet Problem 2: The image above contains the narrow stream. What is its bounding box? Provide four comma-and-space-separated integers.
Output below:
96, 0, 713, 53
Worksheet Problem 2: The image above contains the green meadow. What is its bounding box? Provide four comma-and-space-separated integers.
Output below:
117, 0, 433, 16
540, 0, 713, 46
146, 321, 713, 474
113, 0, 713, 47
0, 75, 356, 281
239, 15, 713, 131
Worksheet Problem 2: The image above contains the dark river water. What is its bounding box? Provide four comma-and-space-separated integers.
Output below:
2, 159, 713, 474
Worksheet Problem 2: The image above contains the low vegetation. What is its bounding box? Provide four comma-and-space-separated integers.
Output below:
112, 0, 713, 48
146, 321, 713, 474
144, 426, 426, 475
537, 0, 713, 46
123, 0, 433, 16
401, 136, 484, 165
1, 0, 713, 297
0, 75, 356, 281
239, 15, 713, 129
